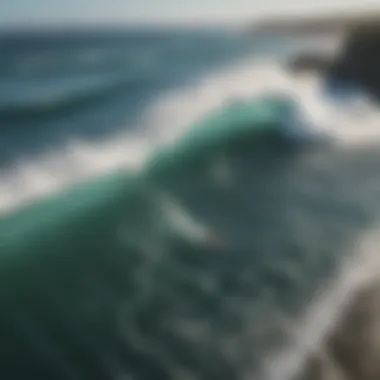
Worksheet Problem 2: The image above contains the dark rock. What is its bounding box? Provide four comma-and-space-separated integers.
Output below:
284, 16, 380, 99
288, 53, 333, 73
328, 22, 380, 99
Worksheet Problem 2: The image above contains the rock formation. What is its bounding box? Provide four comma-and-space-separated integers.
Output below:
288, 53, 333, 74
327, 21, 380, 99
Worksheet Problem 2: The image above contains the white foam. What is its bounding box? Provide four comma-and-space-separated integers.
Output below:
155, 192, 214, 245
262, 227, 380, 380
147, 54, 380, 148
2, 39, 380, 214
0, 134, 151, 214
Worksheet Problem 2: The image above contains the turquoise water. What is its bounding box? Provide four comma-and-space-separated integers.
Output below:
1, 29, 380, 380
2, 116, 380, 379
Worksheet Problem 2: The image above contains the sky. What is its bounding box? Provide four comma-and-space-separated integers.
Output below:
1, 0, 380, 28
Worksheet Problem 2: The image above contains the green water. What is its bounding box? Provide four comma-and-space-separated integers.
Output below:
0, 97, 377, 380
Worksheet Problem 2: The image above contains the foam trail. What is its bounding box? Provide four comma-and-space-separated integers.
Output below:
155, 192, 218, 246
262, 227, 380, 380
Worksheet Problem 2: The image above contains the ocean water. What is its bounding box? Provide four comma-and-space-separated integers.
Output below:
1, 28, 380, 380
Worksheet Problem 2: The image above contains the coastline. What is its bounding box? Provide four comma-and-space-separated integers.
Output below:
250, 9, 380, 35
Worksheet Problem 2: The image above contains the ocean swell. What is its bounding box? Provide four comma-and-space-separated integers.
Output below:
2, 40, 380, 380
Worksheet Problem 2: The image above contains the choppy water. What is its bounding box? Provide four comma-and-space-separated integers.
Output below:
2, 28, 380, 380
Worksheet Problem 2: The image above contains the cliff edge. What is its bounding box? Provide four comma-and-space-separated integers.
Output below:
328, 21, 380, 99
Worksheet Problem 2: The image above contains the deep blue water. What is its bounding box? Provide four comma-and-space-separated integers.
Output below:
0, 29, 269, 163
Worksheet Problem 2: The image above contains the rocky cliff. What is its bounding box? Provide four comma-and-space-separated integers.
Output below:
328, 21, 380, 99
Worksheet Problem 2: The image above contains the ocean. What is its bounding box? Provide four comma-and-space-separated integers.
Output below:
1, 27, 380, 380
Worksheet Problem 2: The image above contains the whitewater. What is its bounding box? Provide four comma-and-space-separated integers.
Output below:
3, 30, 380, 380
1, 32, 378, 214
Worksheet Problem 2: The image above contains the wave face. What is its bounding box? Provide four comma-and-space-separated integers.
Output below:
4, 137, 380, 380
2, 28, 380, 380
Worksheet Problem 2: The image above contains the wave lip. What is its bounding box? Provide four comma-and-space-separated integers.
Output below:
0, 73, 145, 122
146, 93, 335, 178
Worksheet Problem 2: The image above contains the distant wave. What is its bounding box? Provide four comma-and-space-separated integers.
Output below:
0, 75, 150, 122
